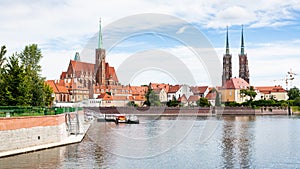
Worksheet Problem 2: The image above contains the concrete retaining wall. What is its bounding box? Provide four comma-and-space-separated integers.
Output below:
0, 111, 84, 153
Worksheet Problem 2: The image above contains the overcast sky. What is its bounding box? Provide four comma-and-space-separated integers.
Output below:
1, 0, 300, 88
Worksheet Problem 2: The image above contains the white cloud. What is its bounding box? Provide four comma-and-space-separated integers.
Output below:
1, 0, 300, 89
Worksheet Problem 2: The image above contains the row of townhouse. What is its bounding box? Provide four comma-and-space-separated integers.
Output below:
46, 79, 148, 107
220, 77, 288, 103
149, 83, 215, 106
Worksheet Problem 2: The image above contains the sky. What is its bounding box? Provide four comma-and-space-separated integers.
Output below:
1, 0, 300, 89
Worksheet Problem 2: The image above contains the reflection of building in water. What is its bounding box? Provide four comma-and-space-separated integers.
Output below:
221, 116, 255, 168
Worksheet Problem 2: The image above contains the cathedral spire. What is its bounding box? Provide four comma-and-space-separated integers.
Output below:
226, 26, 230, 55
98, 18, 103, 49
241, 25, 245, 55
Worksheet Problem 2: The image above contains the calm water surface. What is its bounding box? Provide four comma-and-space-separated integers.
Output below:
1, 115, 300, 169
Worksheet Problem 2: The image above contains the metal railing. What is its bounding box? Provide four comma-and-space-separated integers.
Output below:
0, 106, 83, 117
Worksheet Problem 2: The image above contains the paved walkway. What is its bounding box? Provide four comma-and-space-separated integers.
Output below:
0, 123, 91, 158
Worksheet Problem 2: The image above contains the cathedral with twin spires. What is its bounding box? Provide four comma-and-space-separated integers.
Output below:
222, 26, 250, 86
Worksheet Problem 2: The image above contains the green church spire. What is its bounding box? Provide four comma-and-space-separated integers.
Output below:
98, 18, 103, 49
74, 52, 80, 61
226, 26, 230, 55
241, 25, 245, 55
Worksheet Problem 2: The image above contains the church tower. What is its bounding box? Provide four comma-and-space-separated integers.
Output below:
239, 25, 250, 84
222, 26, 232, 86
95, 19, 106, 85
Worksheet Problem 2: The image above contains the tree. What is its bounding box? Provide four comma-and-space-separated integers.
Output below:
43, 83, 54, 107
197, 98, 211, 107
144, 89, 161, 106
167, 96, 180, 107
215, 91, 221, 106
0, 54, 32, 106
0, 44, 53, 107
209, 88, 221, 106
0, 45, 7, 68
19, 44, 51, 106
294, 97, 300, 106
127, 101, 138, 107
288, 87, 300, 100
0, 46, 7, 99
240, 86, 257, 101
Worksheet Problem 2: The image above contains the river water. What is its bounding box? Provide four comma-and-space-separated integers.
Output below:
1, 115, 300, 169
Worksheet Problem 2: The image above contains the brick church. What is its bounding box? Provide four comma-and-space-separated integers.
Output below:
221, 26, 251, 103
46, 20, 147, 104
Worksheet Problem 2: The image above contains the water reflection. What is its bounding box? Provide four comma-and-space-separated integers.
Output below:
221, 116, 255, 168
0, 146, 66, 169
2, 116, 300, 168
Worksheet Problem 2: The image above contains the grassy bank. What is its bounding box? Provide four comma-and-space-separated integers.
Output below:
0, 106, 83, 117
292, 106, 300, 113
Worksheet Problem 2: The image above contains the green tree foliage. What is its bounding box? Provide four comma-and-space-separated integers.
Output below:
0, 54, 32, 106
43, 83, 54, 107
288, 87, 300, 100
240, 86, 257, 101
144, 89, 161, 106
294, 97, 300, 106
0, 45, 7, 68
127, 101, 138, 107
19, 44, 46, 106
209, 88, 221, 106
225, 99, 289, 108
197, 98, 211, 107
0, 44, 53, 107
167, 96, 180, 107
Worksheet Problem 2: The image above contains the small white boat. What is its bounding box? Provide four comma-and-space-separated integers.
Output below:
127, 115, 139, 124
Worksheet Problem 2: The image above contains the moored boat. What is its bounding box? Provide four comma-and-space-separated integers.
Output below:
127, 115, 139, 124
115, 115, 127, 124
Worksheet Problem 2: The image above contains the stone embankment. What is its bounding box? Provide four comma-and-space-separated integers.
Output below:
0, 111, 90, 158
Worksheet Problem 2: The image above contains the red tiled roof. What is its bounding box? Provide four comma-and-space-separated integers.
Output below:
45, 80, 69, 93
150, 83, 170, 93
130, 86, 148, 95
133, 95, 146, 101
206, 92, 217, 100
70, 60, 95, 74
128, 96, 134, 101
198, 86, 208, 93
97, 93, 113, 101
188, 95, 200, 102
178, 94, 187, 102
153, 88, 162, 93
113, 95, 127, 101
168, 85, 181, 93
46, 80, 58, 93
60, 72, 67, 79
223, 78, 250, 89
191, 86, 208, 94
256, 86, 286, 94
106, 63, 118, 82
